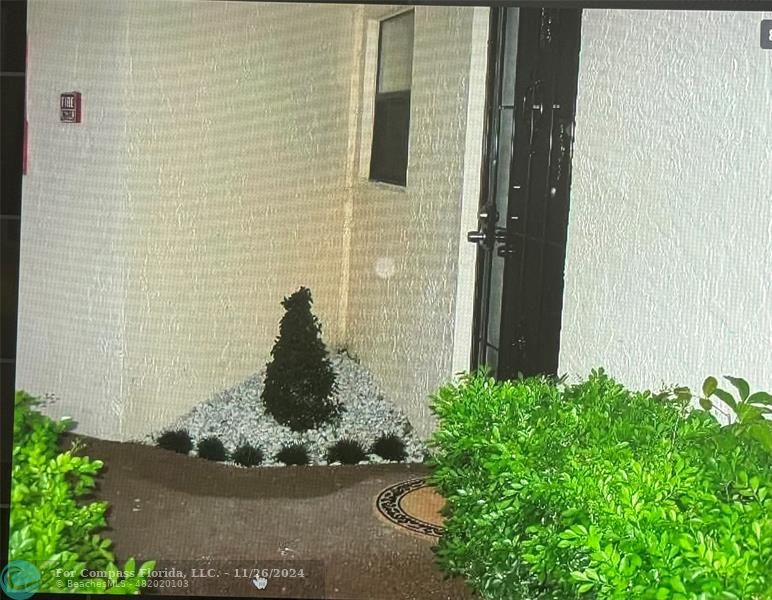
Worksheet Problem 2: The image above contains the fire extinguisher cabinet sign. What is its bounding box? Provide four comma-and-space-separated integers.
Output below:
60, 92, 81, 123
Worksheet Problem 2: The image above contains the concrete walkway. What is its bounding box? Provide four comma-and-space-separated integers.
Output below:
66, 435, 476, 600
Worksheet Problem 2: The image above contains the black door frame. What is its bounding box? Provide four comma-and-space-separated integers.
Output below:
469, 6, 508, 375
470, 6, 582, 379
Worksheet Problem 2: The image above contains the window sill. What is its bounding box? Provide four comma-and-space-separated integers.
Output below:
365, 178, 408, 193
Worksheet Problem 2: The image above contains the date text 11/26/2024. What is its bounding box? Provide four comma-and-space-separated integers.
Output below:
192, 567, 308, 579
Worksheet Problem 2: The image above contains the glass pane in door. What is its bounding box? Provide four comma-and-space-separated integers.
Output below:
481, 8, 519, 374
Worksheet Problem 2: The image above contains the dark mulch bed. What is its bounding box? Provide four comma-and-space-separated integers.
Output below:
61, 433, 475, 600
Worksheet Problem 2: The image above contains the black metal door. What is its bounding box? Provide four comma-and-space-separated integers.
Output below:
470, 7, 582, 379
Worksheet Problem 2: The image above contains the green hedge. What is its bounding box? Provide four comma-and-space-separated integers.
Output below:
9, 391, 154, 594
428, 370, 772, 600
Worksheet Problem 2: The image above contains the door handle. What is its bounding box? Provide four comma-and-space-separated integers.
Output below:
467, 204, 498, 247
515, 334, 526, 351
467, 230, 487, 244
521, 81, 544, 121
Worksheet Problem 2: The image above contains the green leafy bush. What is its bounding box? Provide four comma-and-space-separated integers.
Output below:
371, 433, 407, 461
326, 439, 367, 464
232, 444, 264, 467
429, 371, 772, 600
196, 436, 227, 461
10, 391, 155, 594
687, 375, 772, 453
275, 443, 310, 466
156, 429, 193, 454
262, 287, 340, 432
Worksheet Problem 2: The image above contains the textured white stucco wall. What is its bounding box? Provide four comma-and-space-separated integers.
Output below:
16, 0, 132, 438
17, 0, 359, 438
119, 1, 359, 438
16, 0, 485, 440
560, 10, 772, 396
344, 5, 484, 438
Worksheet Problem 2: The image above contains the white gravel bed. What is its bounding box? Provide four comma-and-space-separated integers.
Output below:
141, 352, 428, 466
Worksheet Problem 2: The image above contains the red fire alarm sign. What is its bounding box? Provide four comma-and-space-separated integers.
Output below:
60, 92, 81, 123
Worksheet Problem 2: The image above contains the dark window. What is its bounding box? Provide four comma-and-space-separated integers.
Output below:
369, 11, 413, 187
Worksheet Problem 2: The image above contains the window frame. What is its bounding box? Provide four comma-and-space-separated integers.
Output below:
368, 9, 414, 188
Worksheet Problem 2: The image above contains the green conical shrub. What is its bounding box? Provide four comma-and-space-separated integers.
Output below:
262, 287, 340, 431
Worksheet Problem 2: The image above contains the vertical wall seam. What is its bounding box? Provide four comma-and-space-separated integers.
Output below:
338, 6, 366, 344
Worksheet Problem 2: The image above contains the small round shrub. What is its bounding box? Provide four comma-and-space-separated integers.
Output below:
232, 444, 264, 467
276, 443, 309, 466
371, 433, 407, 461
197, 436, 227, 462
156, 429, 192, 454
326, 439, 367, 465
